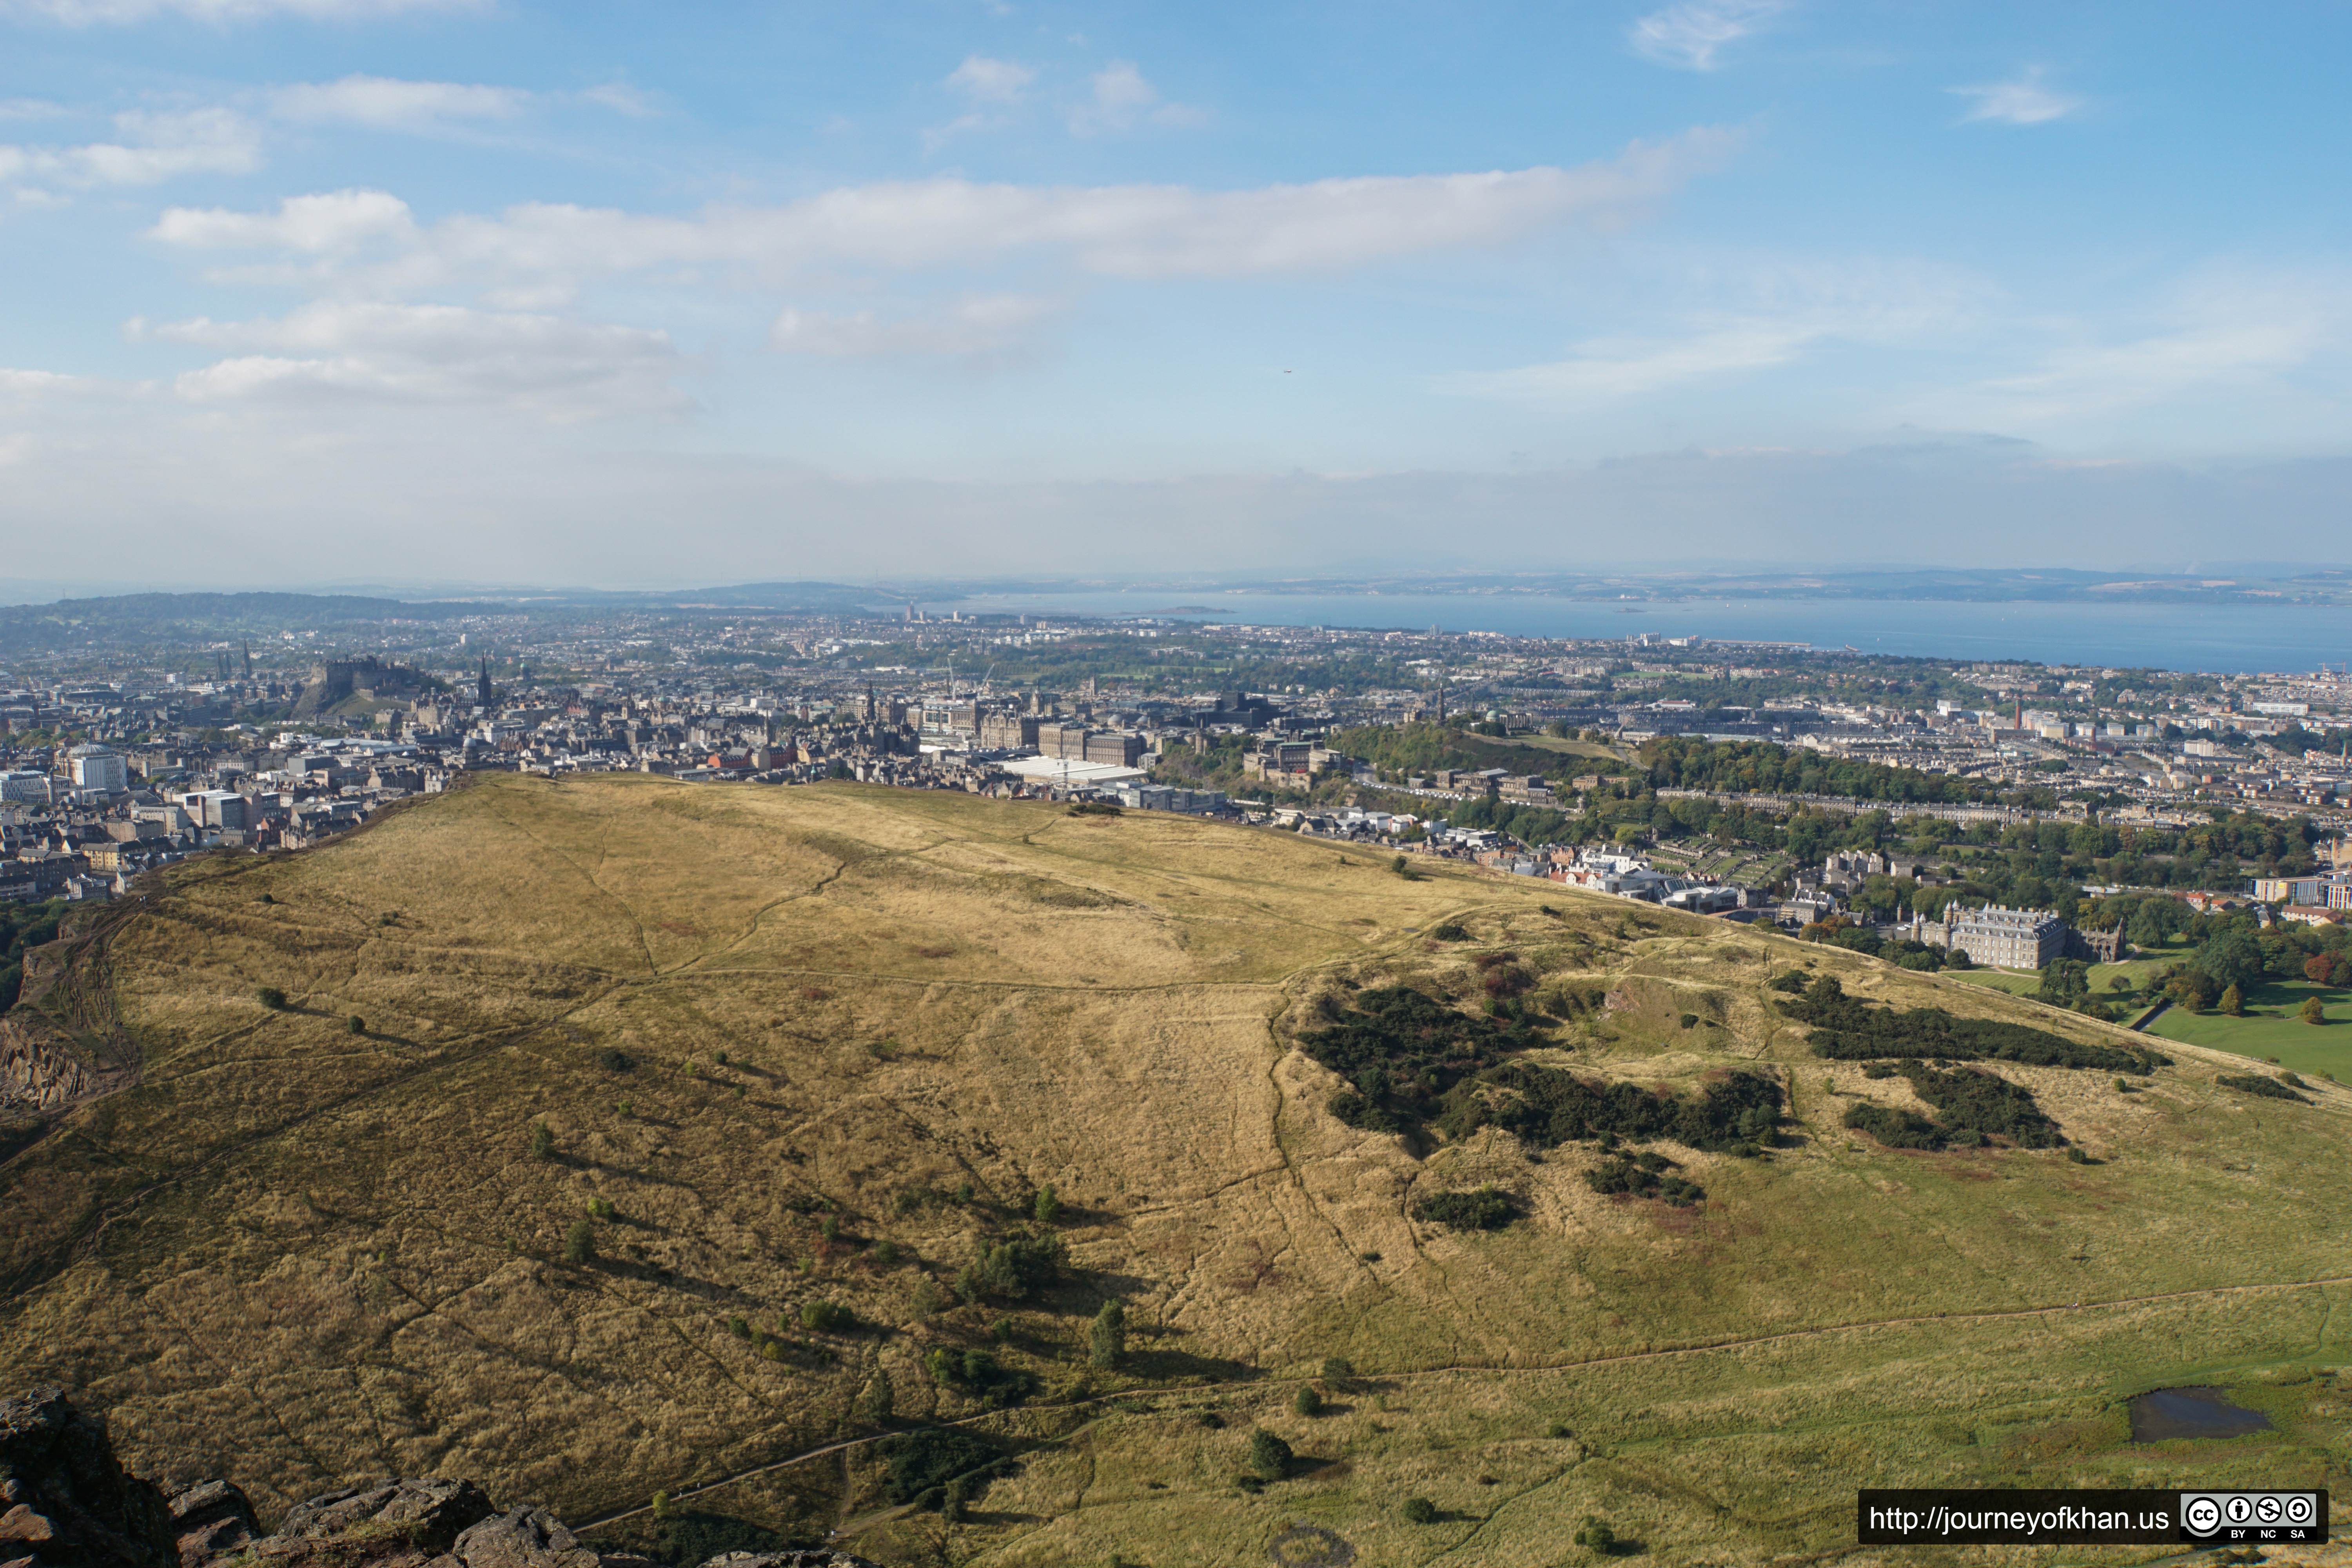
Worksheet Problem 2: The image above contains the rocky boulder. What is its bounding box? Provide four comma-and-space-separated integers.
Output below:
166, 1478, 258, 1568
0, 1385, 176, 1568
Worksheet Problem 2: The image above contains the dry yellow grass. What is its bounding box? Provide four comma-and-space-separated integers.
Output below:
0, 774, 2345, 1566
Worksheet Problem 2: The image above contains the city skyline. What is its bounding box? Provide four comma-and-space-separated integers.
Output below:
2, 1, 2348, 583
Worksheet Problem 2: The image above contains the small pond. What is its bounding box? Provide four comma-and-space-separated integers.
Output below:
2127, 1387, 2275, 1443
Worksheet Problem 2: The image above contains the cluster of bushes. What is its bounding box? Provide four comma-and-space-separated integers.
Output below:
1843, 1060, 2064, 1150
1432, 1060, 1782, 1155
922, 1346, 1040, 1408
1411, 1185, 1519, 1231
1779, 975, 2163, 1073
1303, 986, 1526, 1137
1585, 1150, 1705, 1206
2216, 1073, 2310, 1104
880, 1428, 1010, 1512
952, 1229, 1066, 1303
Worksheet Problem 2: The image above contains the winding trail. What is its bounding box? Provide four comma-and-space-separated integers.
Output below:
572, 1267, 2352, 1535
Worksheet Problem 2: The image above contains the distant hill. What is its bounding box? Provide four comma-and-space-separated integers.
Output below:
0, 778, 2345, 1563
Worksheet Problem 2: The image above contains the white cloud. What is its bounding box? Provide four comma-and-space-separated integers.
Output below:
272, 74, 528, 129
1951, 69, 2082, 126
578, 82, 659, 118
1942, 272, 2346, 424
158, 130, 1739, 296
1629, 0, 1786, 70
0, 367, 111, 396
928, 54, 1038, 149
771, 293, 1062, 359
145, 300, 686, 418
1066, 60, 1204, 138
149, 187, 417, 250
945, 55, 1035, 105
0, 0, 475, 22
1443, 256, 1985, 407
0, 108, 260, 187
0, 99, 65, 120
1451, 323, 1821, 404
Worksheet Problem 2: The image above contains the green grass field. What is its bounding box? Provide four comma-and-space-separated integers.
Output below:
0, 775, 2344, 1566
2147, 978, 2352, 1080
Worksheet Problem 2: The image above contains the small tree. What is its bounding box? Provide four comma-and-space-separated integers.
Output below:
1292, 1387, 1323, 1417
563, 1219, 595, 1265
1403, 1497, 1439, 1524
257, 986, 288, 1011
2301, 996, 2327, 1025
859, 1371, 894, 1425
1574, 1515, 1619, 1553
650, 1491, 673, 1521
1089, 1299, 1126, 1370
529, 1122, 556, 1161
1321, 1356, 1355, 1389
910, 1276, 942, 1319
802, 1299, 854, 1333
942, 1477, 968, 1523
2221, 984, 2247, 1017
1033, 1184, 1061, 1225
346, 1015, 365, 1035
1247, 1427, 1292, 1479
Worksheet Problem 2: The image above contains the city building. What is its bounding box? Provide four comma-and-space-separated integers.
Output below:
1944, 904, 2067, 969
67, 745, 130, 793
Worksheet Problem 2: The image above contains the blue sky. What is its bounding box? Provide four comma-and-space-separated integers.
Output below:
1, 0, 2347, 590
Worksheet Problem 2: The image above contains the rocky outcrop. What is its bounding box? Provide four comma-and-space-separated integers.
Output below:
166, 1479, 258, 1567
0, 1385, 176, 1567
0, 1014, 122, 1116
1, 1387, 876, 1568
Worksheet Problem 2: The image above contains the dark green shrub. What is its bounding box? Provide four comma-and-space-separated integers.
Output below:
587, 1196, 615, 1219
1412, 1185, 1519, 1230
800, 1300, 854, 1333
1430, 922, 1470, 941
922, 1346, 1040, 1408
2218, 1073, 2308, 1103
1575, 1515, 1621, 1553
653, 1512, 794, 1566
729, 1315, 752, 1338
1321, 1356, 1355, 1387
1089, 1300, 1126, 1370
1436, 1060, 1782, 1154
1247, 1428, 1292, 1479
1782, 975, 2164, 1073
1033, 1184, 1061, 1224
529, 1122, 556, 1160
257, 986, 288, 1011
954, 1229, 1067, 1302
1584, 1152, 1704, 1207
1293, 1387, 1323, 1417
563, 1220, 595, 1265
599, 1047, 632, 1071
346, 1015, 365, 1034
880, 1429, 1004, 1506
873, 1239, 899, 1266
1403, 1497, 1440, 1524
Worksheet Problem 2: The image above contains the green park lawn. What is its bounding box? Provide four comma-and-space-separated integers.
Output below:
2147, 976, 2352, 1081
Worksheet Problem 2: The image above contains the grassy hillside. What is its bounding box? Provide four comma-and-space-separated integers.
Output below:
0, 774, 2346, 1566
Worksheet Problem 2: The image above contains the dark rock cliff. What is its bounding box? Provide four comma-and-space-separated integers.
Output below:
0, 1388, 874, 1568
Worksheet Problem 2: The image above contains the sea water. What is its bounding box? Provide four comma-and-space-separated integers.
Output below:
922, 592, 2352, 676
